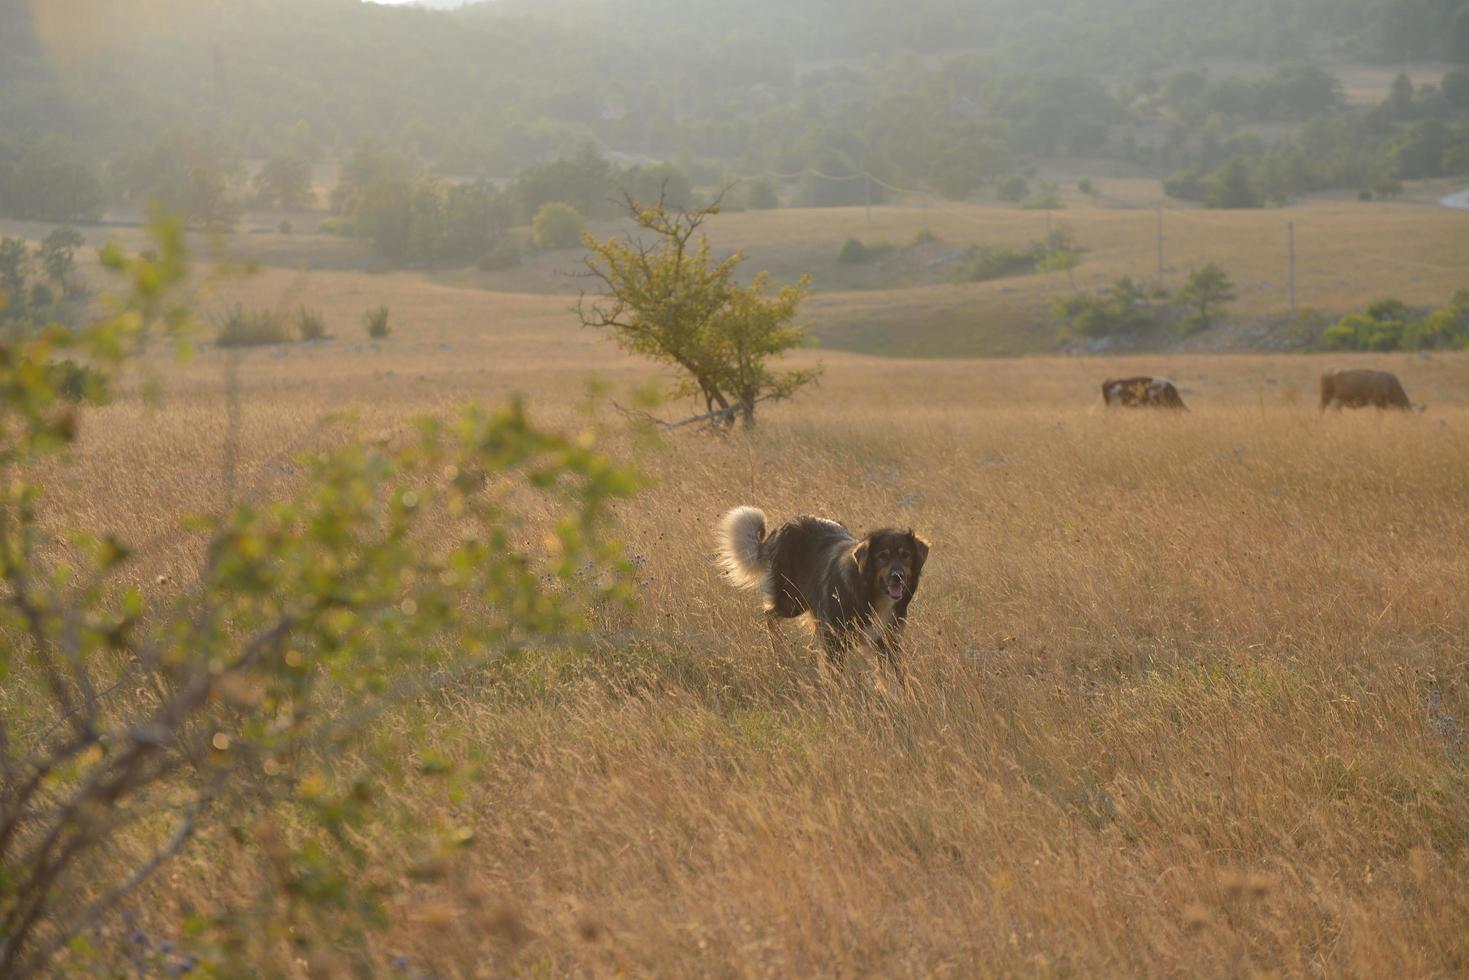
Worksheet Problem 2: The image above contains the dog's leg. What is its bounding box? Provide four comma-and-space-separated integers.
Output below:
818, 622, 851, 672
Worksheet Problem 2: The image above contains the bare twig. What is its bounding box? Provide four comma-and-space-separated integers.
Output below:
609, 395, 778, 431
19, 797, 209, 979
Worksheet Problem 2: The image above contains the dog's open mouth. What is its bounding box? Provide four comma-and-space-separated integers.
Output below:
886, 577, 905, 600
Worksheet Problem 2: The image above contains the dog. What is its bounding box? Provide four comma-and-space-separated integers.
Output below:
716, 506, 929, 676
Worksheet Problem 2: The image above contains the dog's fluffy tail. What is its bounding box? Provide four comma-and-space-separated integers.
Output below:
716, 506, 768, 589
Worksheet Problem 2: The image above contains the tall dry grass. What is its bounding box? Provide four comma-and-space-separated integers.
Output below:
32, 337, 1469, 975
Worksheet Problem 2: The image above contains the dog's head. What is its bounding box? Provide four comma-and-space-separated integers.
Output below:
853, 529, 929, 603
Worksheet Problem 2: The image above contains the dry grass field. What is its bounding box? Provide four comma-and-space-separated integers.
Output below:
21, 226, 1468, 974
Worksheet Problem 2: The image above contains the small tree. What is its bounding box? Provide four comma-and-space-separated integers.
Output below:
1388, 72, 1415, 117
0, 237, 26, 305
997, 175, 1029, 202
579, 197, 817, 427
38, 227, 84, 297
533, 201, 586, 249
1206, 157, 1264, 208
1177, 262, 1236, 333
253, 154, 316, 210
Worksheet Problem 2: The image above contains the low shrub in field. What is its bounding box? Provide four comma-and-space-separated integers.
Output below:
50, 359, 109, 403
1054, 276, 1162, 338
532, 201, 585, 249
997, 175, 1029, 201
955, 242, 1045, 281
737, 177, 779, 210
215, 305, 290, 347
837, 237, 896, 265
295, 307, 327, 341
363, 304, 391, 339
478, 236, 522, 270
1020, 180, 1064, 210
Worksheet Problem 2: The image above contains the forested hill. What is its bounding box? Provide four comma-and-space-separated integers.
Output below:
1, 0, 1467, 224
2, 0, 1461, 165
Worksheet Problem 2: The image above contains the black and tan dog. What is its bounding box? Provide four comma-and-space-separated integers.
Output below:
716, 506, 929, 675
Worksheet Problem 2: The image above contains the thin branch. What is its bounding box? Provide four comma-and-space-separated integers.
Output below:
609, 395, 779, 431
19, 797, 208, 979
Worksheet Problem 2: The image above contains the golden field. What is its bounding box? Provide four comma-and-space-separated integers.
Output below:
8, 197, 1469, 975
11, 184, 1469, 362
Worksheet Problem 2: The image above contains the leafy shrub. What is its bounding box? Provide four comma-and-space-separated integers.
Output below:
363, 305, 391, 339
0, 218, 641, 975
533, 201, 586, 249
1021, 180, 1064, 209
997, 175, 1029, 202
1373, 174, 1404, 199
1078, 177, 1098, 196
50, 359, 109, 404
1054, 276, 1159, 338
216, 305, 290, 347
478, 236, 523, 270
956, 241, 1046, 281
295, 307, 327, 341
1322, 294, 1469, 351
739, 178, 780, 210
1206, 157, 1265, 208
836, 237, 896, 265
912, 228, 940, 246
1163, 169, 1208, 202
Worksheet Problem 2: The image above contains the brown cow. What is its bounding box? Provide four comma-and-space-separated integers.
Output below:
1101, 376, 1188, 410
1319, 369, 1411, 410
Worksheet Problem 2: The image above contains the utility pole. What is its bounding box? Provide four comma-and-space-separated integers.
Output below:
921, 191, 929, 235
1155, 206, 1164, 285
1288, 221, 1296, 310
865, 173, 872, 224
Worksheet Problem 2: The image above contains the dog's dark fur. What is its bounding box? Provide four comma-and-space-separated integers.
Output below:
717, 506, 929, 675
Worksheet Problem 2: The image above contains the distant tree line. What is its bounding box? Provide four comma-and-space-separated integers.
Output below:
1, 0, 1467, 228
0, 227, 86, 334
0, 135, 104, 222
1163, 70, 1469, 207
324, 141, 705, 266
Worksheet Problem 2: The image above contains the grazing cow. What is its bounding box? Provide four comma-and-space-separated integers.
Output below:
1101, 376, 1188, 410
1319, 368, 1411, 410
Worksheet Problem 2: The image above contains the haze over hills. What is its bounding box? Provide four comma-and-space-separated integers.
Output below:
3, 0, 1464, 177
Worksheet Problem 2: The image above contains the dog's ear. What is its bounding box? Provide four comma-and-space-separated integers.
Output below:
852, 538, 870, 573
910, 532, 930, 570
